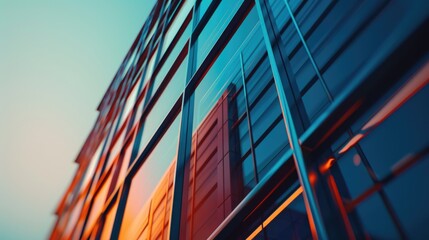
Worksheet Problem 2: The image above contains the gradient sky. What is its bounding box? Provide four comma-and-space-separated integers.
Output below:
0, 1, 156, 239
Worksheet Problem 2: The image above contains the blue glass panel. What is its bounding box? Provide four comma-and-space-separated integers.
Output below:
354, 194, 400, 239
335, 148, 373, 200
196, 0, 211, 22
138, 57, 186, 155
302, 80, 330, 121
162, 0, 193, 55
264, 194, 312, 239
194, 0, 245, 68
357, 84, 429, 179
254, 120, 288, 180
384, 155, 429, 239
153, 22, 191, 98
192, 6, 259, 130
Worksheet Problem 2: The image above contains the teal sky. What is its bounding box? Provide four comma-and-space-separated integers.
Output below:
0, 1, 156, 239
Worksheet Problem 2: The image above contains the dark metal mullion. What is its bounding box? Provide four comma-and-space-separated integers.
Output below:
109, 0, 170, 239
96, 95, 181, 219
74, 96, 124, 239
191, 0, 221, 42
255, 0, 328, 239
127, 0, 169, 165
109, 95, 182, 239
240, 53, 260, 184
169, 2, 198, 239
140, 0, 175, 112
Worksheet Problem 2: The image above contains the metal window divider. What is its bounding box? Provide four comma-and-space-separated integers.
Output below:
169, 1, 198, 239
254, 0, 329, 239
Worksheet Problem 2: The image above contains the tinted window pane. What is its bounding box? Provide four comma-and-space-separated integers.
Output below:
193, 7, 259, 129
162, 0, 193, 55
321, 63, 429, 239
100, 198, 119, 240
384, 155, 429, 239
194, 0, 244, 68
84, 172, 113, 237
138, 58, 186, 155
245, 188, 312, 240
196, 0, 211, 22
356, 84, 429, 178
353, 194, 400, 239
119, 113, 180, 239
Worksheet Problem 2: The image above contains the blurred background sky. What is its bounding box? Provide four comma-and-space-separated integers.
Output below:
0, 1, 156, 239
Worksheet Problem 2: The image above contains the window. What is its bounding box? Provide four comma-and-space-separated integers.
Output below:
119, 113, 181, 240
315, 62, 429, 239
193, 0, 244, 68
245, 187, 312, 240
137, 56, 186, 156
99, 197, 119, 240
180, 6, 291, 238
162, 0, 193, 56
83, 170, 113, 238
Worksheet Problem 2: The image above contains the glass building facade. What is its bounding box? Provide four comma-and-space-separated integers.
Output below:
50, 0, 429, 239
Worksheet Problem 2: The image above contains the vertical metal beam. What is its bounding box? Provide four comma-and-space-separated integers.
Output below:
254, 0, 328, 239
128, 0, 168, 164
169, 1, 197, 239
109, 0, 169, 239
239, 53, 260, 184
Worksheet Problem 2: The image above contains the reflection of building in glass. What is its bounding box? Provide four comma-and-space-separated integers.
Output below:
50, 0, 429, 239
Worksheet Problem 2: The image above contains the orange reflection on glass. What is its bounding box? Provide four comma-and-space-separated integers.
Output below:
319, 157, 336, 174
114, 139, 134, 191
353, 153, 361, 167
100, 198, 119, 240
84, 171, 113, 238
246, 187, 303, 240
338, 133, 364, 155
308, 172, 318, 185
362, 62, 429, 131
119, 161, 175, 240
184, 91, 238, 240
327, 175, 355, 239
246, 225, 263, 240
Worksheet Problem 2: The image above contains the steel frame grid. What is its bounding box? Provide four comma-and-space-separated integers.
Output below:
50, 0, 429, 239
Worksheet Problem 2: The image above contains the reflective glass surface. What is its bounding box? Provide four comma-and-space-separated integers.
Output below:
100, 198, 119, 240
119, 113, 181, 239
180, 6, 291, 239
50, 1, 429, 239
245, 188, 312, 240
162, 0, 193, 55
138, 57, 186, 155
317, 64, 429, 239
193, 0, 244, 68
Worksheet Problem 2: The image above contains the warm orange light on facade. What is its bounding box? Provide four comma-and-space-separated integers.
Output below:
319, 157, 336, 174
338, 133, 364, 155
